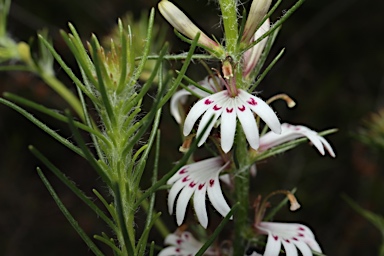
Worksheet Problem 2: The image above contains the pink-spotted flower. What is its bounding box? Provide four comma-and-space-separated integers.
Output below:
183, 89, 281, 153
171, 76, 224, 124
167, 156, 231, 228
259, 123, 336, 157
158, 231, 217, 256
256, 222, 323, 256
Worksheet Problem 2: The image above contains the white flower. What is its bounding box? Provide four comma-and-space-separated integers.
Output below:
183, 89, 281, 153
158, 231, 216, 256
256, 222, 322, 256
259, 123, 335, 157
167, 157, 231, 228
170, 76, 224, 124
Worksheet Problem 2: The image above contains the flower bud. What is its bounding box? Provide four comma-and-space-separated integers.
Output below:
241, 0, 272, 43
242, 19, 270, 77
158, 0, 219, 50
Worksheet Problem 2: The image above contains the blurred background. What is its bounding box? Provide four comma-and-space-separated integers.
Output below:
0, 0, 383, 255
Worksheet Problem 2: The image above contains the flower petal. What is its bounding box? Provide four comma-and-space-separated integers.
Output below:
193, 184, 208, 228
220, 99, 237, 152
263, 234, 281, 256
239, 89, 281, 134
175, 185, 195, 225
236, 100, 260, 150
196, 104, 223, 146
168, 178, 186, 214
207, 176, 231, 218
281, 240, 298, 256
170, 88, 192, 124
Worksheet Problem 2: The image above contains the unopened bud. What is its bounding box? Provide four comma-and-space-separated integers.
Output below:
17, 42, 32, 63
158, 0, 220, 51
241, 0, 272, 43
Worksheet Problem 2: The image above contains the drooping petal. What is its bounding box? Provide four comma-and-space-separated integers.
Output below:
257, 222, 323, 256
236, 99, 260, 150
238, 89, 281, 134
207, 176, 232, 218
183, 91, 227, 136
259, 123, 335, 157
175, 185, 196, 225
263, 234, 281, 256
167, 157, 230, 228
170, 88, 192, 124
193, 182, 208, 228
220, 99, 237, 153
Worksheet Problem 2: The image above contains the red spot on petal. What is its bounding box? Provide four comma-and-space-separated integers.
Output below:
175, 248, 180, 252
184, 233, 189, 238
247, 97, 258, 106
295, 127, 301, 131
298, 233, 304, 237
198, 183, 205, 190
238, 105, 246, 111
209, 179, 215, 187
176, 239, 182, 245
298, 227, 305, 231
285, 239, 290, 243
226, 107, 233, 113
213, 105, 222, 111
293, 237, 298, 241
179, 168, 187, 174
182, 176, 189, 182
273, 235, 279, 241
205, 99, 213, 105
189, 181, 196, 188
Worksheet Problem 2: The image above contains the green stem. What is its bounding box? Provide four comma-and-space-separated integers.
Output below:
233, 125, 250, 256
218, 0, 239, 57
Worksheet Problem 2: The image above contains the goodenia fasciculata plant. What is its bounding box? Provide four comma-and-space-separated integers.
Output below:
0, 0, 339, 255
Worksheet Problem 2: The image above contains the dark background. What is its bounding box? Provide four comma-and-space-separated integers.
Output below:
1, 0, 383, 255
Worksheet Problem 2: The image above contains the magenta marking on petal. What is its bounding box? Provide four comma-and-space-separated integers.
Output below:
285, 239, 290, 243
247, 97, 258, 106
273, 235, 279, 241
204, 99, 213, 105
209, 179, 215, 187
175, 248, 180, 252
298, 233, 304, 237
179, 168, 187, 174
182, 176, 190, 182
213, 105, 222, 111
198, 183, 205, 190
238, 105, 246, 111
295, 127, 301, 131
189, 181, 196, 188
226, 107, 233, 113
176, 239, 182, 245
184, 233, 189, 238
293, 237, 298, 241
298, 226, 305, 231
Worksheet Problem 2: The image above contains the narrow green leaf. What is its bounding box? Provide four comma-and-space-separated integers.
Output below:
37, 168, 104, 256
38, 34, 96, 102
0, 98, 84, 157
29, 146, 116, 231
249, 48, 285, 92
94, 234, 121, 254
65, 110, 111, 186
195, 202, 239, 256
